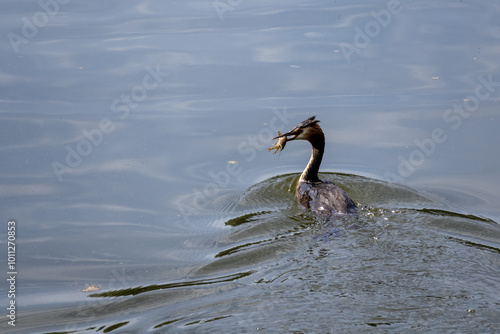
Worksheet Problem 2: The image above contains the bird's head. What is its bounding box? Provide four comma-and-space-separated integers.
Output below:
273, 116, 322, 142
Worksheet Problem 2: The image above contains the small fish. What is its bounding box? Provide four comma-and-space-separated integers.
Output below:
268, 131, 286, 154
82, 285, 101, 292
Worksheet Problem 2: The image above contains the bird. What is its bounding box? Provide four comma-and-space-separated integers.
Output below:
272, 116, 357, 217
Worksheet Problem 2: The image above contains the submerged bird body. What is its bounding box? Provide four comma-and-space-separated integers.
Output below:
296, 179, 357, 216
273, 116, 357, 216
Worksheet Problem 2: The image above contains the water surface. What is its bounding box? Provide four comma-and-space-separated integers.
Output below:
1, 0, 500, 333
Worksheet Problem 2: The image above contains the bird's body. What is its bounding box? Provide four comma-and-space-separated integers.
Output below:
272, 116, 357, 217
297, 179, 357, 216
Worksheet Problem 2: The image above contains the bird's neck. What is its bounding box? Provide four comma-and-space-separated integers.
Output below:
300, 132, 325, 182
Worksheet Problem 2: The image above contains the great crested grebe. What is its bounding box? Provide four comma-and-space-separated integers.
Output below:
272, 116, 357, 216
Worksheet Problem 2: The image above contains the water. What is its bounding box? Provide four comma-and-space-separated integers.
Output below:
2, 0, 500, 333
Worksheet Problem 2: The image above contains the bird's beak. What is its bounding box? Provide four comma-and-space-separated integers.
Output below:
273, 128, 300, 141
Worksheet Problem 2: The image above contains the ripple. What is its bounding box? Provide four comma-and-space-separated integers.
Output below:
18, 173, 500, 333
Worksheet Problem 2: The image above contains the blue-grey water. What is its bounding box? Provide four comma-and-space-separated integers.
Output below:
2, 1, 500, 333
